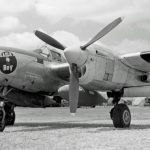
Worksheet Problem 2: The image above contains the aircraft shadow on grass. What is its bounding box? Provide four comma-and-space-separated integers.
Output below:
10, 122, 113, 132
9, 122, 150, 133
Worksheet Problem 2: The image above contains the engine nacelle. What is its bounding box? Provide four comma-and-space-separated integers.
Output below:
5, 89, 54, 107
58, 85, 106, 106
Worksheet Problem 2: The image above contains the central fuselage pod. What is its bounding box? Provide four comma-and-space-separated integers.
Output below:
0, 49, 66, 93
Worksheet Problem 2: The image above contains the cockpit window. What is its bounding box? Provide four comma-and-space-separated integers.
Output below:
40, 46, 50, 58
51, 51, 61, 62
38, 45, 62, 62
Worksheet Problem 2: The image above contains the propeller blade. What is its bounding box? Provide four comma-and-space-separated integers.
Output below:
34, 30, 66, 50
69, 64, 79, 114
81, 17, 123, 50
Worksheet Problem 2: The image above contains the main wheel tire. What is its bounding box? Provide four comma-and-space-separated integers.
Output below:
0, 110, 5, 132
110, 107, 114, 120
112, 104, 131, 128
6, 111, 15, 126
0, 122, 5, 132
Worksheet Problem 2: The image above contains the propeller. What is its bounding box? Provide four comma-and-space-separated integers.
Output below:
34, 17, 124, 114
69, 64, 79, 114
34, 30, 66, 50
80, 17, 123, 50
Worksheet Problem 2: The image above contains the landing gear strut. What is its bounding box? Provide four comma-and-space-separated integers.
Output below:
109, 92, 131, 128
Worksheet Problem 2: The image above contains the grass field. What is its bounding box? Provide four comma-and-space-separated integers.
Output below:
1, 106, 150, 150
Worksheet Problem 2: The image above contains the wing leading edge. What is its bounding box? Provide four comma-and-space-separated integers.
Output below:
120, 51, 150, 72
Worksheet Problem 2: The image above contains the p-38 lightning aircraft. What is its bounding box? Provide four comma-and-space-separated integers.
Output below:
0, 39, 105, 131
34, 17, 150, 129
0, 16, 149, 131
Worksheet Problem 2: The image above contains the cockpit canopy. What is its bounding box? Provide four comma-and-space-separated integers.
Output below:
35, 45, 65, 63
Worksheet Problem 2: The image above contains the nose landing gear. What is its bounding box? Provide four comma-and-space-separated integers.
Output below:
5, 103, 15, 126
0, 101, 15, 132
0, 101, 6, 132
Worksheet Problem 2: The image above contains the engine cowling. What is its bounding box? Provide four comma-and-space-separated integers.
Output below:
58, 85, 106, 106
5, 89, 55, 107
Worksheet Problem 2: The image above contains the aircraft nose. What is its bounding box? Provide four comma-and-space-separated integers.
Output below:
64, 46, 88, 66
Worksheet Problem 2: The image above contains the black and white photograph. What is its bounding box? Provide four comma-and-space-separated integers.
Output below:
0, 0, 150, 149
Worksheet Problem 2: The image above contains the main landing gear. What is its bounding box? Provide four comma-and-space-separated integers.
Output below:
109, 92, 131, 128
0, 101, 15, 132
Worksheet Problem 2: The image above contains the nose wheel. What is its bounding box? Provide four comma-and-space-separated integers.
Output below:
0, 101, 16, 132
0, 114, 5, 132
110, 103, 131, 128
0, 101, 6, 132
5, 102, 15, 126
5, 109, 15, 126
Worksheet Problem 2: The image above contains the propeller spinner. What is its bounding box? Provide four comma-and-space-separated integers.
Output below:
34, 17, 124, 114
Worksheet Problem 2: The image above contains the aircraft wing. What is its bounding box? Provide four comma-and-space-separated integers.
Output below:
120, 51, 150, 72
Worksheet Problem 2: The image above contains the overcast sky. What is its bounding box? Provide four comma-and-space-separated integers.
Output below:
0, 0, 150, 54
